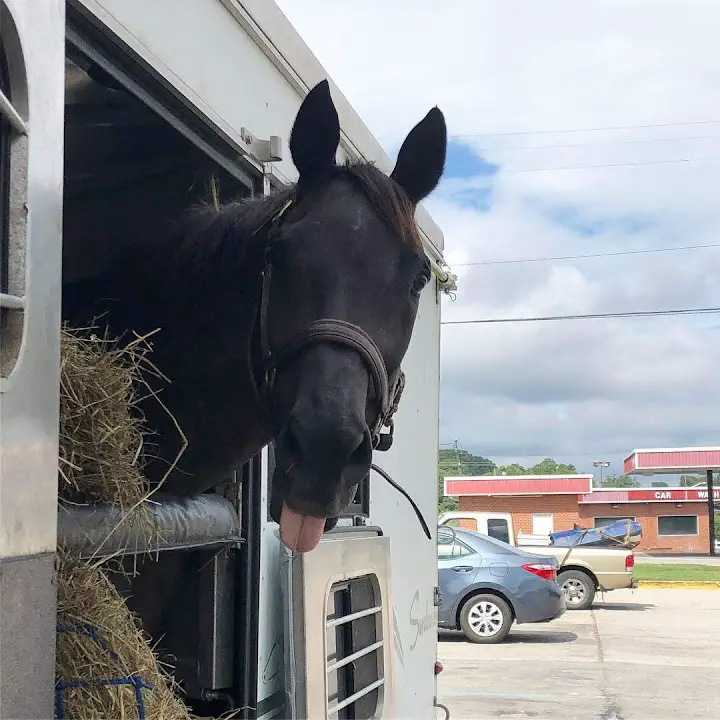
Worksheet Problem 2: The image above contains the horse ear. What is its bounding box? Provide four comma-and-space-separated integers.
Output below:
289, 79, 340, 181
391, 107, 447, 204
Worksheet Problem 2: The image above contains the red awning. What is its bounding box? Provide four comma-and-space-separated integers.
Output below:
624, 448, 720, 475
444, 475, 593, 497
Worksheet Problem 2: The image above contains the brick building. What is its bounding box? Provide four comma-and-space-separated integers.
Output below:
443, 472, 719, 554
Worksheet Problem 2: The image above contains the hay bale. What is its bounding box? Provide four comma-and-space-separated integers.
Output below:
55, 552, 192, 720
58, 326, 154, 508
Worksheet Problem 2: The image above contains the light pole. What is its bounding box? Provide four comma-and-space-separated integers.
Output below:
593, 460, 610, 487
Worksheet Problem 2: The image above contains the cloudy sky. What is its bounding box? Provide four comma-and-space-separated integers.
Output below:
275, 0, 720, 482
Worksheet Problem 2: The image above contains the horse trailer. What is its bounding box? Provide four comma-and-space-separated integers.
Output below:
0, 1, 455, 718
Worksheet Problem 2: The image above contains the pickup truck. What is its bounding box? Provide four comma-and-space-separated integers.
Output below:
438, 511, 638, 610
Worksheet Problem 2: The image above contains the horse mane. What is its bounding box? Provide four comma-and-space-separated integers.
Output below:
170, 159, 423, 277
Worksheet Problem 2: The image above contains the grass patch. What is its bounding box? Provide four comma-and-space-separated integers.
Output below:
635, 563, 720, 582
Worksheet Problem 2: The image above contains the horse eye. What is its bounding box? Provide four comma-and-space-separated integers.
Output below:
411, 269, 431, 296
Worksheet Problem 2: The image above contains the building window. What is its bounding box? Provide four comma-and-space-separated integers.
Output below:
657, 515, 699, 537
487, 518, 510, 544
0, 3, 28, 380
326, 575, 383, 720
593, 516, 636, 529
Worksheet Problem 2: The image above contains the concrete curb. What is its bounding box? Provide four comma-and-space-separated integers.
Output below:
637, 581, 720, 589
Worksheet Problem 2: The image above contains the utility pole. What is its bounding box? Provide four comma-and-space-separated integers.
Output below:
593, 460, 610, 487
707, 469, 716, 556
453, 439, 461, 474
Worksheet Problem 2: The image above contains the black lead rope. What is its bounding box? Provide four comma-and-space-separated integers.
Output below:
371, 463, 432, 540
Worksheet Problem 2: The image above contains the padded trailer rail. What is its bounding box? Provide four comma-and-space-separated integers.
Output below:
57, 493, 243, 558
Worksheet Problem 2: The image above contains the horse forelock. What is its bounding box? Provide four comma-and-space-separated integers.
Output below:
173, 160, 422, 277
338, 161, 423, 252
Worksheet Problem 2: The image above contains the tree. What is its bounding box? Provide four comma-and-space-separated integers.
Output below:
437, 448, 496, 513
595, 473, 641, 488
680, 474, 704, 487
493, 462, 527, 476
436, 449, 583, 513
529, 457, 578, 475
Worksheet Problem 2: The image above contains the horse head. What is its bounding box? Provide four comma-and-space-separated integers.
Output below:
261, 81, 447, 551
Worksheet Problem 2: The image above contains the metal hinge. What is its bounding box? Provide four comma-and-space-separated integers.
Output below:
239, 127, 283, 164
433, 586, 441, 607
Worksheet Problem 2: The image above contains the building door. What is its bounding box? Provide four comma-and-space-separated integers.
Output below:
532, 513, 555, 536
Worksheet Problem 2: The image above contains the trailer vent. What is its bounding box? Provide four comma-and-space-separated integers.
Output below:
325, 574, 384, 719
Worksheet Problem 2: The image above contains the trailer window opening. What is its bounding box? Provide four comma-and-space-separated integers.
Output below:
0, 44, 10, 298
0, 3, 28, 379
326, 575, 383, 719
61, 47, 263, 715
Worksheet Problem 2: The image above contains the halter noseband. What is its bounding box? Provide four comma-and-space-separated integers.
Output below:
253, 197, 405, 453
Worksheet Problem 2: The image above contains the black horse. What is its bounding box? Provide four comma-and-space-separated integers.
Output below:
62, 80, 447, 553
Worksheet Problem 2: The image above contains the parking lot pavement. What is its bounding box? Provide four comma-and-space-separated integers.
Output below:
437, 588, 720, 719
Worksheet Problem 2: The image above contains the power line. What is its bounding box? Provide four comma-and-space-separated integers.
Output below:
441, 307, 720, 325
470, 133, 720, 153
453, 243, 720, 267
502, 155, 720, 174
434, 118, 720, 141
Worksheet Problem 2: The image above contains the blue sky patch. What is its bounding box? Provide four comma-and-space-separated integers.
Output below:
385, 139, 498, 212
443, 140, 499, 180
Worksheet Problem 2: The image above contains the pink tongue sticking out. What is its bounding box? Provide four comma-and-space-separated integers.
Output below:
280, 502, 326, 552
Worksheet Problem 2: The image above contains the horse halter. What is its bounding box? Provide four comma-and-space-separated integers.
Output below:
253, 198, 405, 454
250, 195, 431, 542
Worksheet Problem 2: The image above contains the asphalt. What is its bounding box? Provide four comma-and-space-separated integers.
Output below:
436, 588, 720, 719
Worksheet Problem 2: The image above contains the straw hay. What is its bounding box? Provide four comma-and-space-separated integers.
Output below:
56, 327, 197, 719
55, 551, 192, 720
58, 325, 156, 509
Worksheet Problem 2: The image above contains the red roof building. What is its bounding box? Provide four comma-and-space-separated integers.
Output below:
444, 471, 717, 554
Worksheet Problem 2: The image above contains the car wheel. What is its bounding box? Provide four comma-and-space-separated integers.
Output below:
559, 569, 595, 610
458, 593, 513, 644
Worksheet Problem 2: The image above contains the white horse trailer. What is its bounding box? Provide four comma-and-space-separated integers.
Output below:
0, 1, 454, 718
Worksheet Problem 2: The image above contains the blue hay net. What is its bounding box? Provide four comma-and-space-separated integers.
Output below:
55, 623, 155, 720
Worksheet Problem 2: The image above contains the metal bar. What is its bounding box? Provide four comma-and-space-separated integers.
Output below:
325, 605, 381, 629
707, 469, 716, 556
0, 294, 24, 310
327, 678, 385, 715
0, 90, 26, 135
326, 640, 383, 674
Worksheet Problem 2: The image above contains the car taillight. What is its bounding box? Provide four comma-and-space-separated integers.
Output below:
625, 554, 635, 571
434, 661, 443, 675
521, 563, 557, 581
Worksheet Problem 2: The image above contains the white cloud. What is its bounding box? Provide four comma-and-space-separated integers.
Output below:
276, 0, 720, 478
